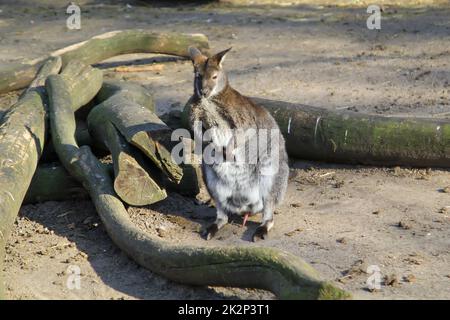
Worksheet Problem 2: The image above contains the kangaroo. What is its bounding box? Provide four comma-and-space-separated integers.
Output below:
187, 47, 289, 242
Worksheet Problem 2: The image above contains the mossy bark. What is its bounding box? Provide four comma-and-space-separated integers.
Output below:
253, 98, 450, 167
24, 161, 200, 204
182, 97, 450, 168
39, 62, 103, 162
94, 80, 155, 112
47, 70, 349, 300
58, 61, 104, 112
0, 57, 62, 299
90, 120, 167, 206
40, 120, 107, 163
24, 163, 90, 204
0, 60, 102, 299
0, 30, 209, 94
88, 81, 183, 183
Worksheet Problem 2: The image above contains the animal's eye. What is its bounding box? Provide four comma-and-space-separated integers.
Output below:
212, 75, 218, 80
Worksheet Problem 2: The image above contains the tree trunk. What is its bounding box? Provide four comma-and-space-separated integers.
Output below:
47, 70, 350, 300
0, 30, 209, 94
94, 80, 155, 112
88, 81, 183, 183
0, 59, 102, 299
24, 160, 201, 204
40, 120, 107, 162
253, 98, 450, 167
90, 119, 167, 206
0, 57, 61, 299
24, 163, 90, 204
182, 97, 450, 168
88, 81, 179, 205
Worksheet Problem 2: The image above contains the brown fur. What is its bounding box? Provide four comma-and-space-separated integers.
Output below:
187, 47, 289, 242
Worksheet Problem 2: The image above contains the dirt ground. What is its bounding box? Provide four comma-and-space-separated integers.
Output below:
1, 0, 449, 300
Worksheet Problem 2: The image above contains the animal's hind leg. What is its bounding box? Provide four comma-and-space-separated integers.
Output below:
252, 202, 274, 242
202, 206, 228, 240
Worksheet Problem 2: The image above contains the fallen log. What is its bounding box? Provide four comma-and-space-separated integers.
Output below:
0, 59, 102, 299
47, 69, 350, 300
92, 81, 201, 197
113, 64, 165, 73
182, 98, 450, 168
94, 80, 155, 111
24, 160, 201, 204
59, 61, 104, 111
90, 120, 167, 206
24, 163, 90, 204
159, 111, 202, 196
40, 120, 107, 163
254, 98, 450, 167
39, 63, 103, 163
0, 30, 209, 94
0, 57, 61, 299
88, 81, 183, 183
160, 161, 201, 197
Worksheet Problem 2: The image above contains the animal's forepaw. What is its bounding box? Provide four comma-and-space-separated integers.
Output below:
202, 223, 219, 240
252, 225, 269, 242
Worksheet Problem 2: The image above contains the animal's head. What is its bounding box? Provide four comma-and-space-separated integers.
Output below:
188, 47, 231, 99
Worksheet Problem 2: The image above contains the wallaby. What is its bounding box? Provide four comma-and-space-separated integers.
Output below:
187, 47, 289, 242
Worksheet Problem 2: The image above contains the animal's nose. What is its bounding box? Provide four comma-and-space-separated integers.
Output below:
201, 88, 209, 96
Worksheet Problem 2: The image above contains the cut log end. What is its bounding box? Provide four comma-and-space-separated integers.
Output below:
114, 153, 167, 206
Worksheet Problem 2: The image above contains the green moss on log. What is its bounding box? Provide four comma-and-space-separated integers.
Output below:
88, 81, 183, 183
0, 30, 209, 94
88, 81, 167, 205
24, 163, 89, 204
24, 160, 201, 204
182, 97, 450, 168
0, 57, 62, 299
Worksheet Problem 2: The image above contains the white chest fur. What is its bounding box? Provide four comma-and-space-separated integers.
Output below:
198, 98, 233, 148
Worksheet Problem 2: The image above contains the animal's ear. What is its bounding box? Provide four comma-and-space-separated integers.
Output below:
188, 46, 207, 66
211, 47, 232, 67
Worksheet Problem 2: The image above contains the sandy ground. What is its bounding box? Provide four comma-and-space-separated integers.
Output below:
1, 0, 449, 299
